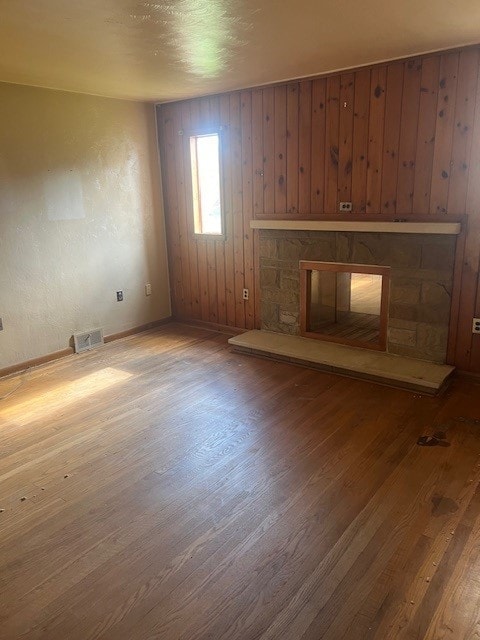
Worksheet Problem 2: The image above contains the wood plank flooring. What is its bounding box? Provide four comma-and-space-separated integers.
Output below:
1, 323, 480, 639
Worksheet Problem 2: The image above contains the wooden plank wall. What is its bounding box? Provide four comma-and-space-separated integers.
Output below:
157, 46, 480, 373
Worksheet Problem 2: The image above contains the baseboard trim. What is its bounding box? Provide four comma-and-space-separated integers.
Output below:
173, 317, 246, 336
455, 369, 480, 381
104, 317, 173, 343
0, 316, 173, 379
0, 347, 74, 379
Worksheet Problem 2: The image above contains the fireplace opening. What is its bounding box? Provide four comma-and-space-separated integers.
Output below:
300, 261, 391, 351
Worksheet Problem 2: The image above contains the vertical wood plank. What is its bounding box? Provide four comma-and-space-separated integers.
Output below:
453, 62, 480, 370
252, 90, 264, 328
324, 75, 340, 213
274, 85, 287, 213
298, 80, 313, 213
188, 99, 209, 321
262, 87, 275, 213
413, 56, 441, 214
172, 104, 192, 318
241, 91, 255, 329
209, 95, 226, 324
430, 53, 460, 214
338, 73, 355, 205
352, 68, 371, 213
286, 84, 299, 213
310, 78, 326, 213
195, 99, 214, 321
381, 62, 404, 213
252, 89, 264, 216
447, 49, 479, 215
220, 94, 236, 327
179, 101, 201, 319
230, 92, 246, 328
473, 257, 480, 368
396, 58, 422, 214
159, 104, 184, 317
366, 67, 386, 213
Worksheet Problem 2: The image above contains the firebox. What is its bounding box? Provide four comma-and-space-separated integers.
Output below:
300, 261, 391, 351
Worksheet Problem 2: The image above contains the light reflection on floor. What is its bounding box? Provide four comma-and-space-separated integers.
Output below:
0, 367, 133, 426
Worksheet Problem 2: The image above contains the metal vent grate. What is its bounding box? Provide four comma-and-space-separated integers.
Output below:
73, 328, 104, 354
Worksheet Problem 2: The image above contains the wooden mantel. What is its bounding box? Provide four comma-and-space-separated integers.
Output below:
250, 218, 462, 235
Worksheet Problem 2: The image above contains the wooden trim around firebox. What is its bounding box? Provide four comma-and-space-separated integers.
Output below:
299, 261, 391, 352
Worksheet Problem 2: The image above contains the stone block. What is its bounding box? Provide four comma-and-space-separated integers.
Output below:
278, 239, 304, 261
421, 282, 451, 307
388, 327, 417, 347
279, 311, 298, 326
421, 240, 456, 271
418, 303, 451, 325
335, 232, 353, 262
261, 301, 279, 327
280, 269, 300, 287
259, 238, 277, 259
392, 267, 452, 285
278, 321, 299, 335
388, 317, 418, 331
299, 239, 336, 261
262, 287, 299, 306
389, 303, 419, 323
391, 279, 421, 304
416, 324, 448, 363
260, 268, 279, 288
351, 235, 386, 265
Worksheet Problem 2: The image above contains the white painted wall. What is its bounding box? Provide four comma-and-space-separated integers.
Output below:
0, 82, 171, 369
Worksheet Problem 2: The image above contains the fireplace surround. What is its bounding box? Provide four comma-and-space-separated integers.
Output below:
258, 229, 457, 364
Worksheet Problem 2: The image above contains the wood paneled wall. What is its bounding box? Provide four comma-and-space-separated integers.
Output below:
157, 46, 480, 373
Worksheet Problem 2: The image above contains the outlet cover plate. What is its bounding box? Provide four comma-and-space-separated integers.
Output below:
116, 290, 124, 302
473, 318, 480, 334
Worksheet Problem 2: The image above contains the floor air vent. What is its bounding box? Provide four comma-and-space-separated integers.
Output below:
73, 328, 104, 354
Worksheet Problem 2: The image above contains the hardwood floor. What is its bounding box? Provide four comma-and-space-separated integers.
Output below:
1, 323, 480, 639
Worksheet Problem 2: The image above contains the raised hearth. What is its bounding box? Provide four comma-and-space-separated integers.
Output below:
229, 330, 454, 395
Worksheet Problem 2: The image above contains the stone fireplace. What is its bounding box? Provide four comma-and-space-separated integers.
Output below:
259, 229, 457, 364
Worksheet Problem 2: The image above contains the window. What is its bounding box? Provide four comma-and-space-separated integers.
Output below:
189, 132, 223, 236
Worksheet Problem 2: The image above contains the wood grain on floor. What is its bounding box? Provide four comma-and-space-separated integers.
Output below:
1, 323, 480, 639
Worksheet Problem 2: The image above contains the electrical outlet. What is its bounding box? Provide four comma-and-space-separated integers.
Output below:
0, 317, 3, 331
242, 288, 249, 301
145, 283, 152, 296
339, 202, 352, 212
473, 318, 480, 334
116, 290, 124, 302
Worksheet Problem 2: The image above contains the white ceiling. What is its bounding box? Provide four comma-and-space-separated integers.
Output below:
1, 0, 479, 102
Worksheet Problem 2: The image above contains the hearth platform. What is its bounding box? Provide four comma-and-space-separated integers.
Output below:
228, 330, 454, 395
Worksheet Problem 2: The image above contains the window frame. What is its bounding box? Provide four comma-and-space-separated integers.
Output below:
185, 126, 226, 240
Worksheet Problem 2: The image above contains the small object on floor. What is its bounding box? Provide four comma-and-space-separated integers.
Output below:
417, 435, 450, 447
20, 497, 26, 501
0, 509, 4, 513
426, 577, 430, 582
64, 474, 69, 478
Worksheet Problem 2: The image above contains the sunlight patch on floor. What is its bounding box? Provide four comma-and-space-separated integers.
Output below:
0, 367, 133, 426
